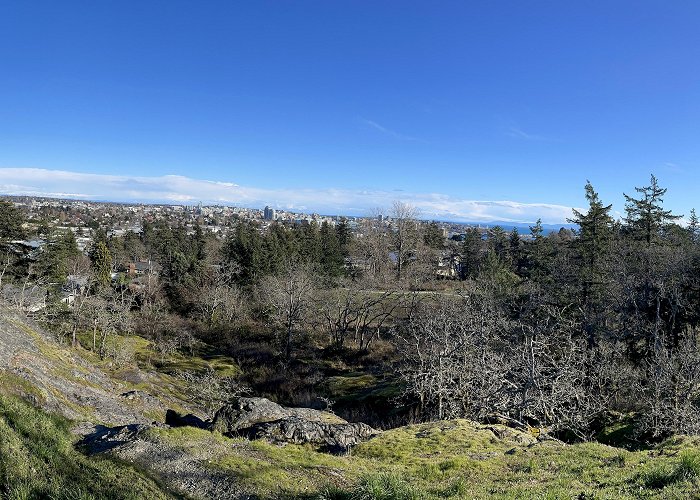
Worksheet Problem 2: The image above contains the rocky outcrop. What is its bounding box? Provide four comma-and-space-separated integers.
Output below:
239, 416, 378, 453
212, 397, 378, 452
0, 308, 165, 428
80, 424, 243, 500
212, 397, 345, 433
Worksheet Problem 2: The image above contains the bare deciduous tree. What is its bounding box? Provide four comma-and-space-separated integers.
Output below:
640, 329, 700, 438
259, 263, 315, 359
190, 262, 245, 327
391, 201, 420, 281
394, 291, 509, 420
317, 278, 400, 351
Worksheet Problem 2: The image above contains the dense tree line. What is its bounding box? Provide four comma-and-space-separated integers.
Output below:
396, 176, 700, 441
2, 175, 700, 441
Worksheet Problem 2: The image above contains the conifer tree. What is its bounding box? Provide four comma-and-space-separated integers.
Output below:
335, 218, 351, 256
90, 240, 113, 290
320, 221, 344, 276
223, 222, 264, 286
460, 228, 483, 279
423, 222, 444, 249
568, 181, 615, 345
688, 208, 699, 243
624, 174, 681, 246
0, 200, 25, 246
524, 219, 553, 283
508, 227, 522, 274
488, 226, 509, 262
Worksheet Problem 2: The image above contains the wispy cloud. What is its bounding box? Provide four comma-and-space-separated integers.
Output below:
359, 117, 423, 142
663, 162, 685, 174
507, 125, 551, 142
0, 168, 578, 224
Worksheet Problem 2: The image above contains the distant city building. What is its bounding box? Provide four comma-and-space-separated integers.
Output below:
263, 205, 276, 221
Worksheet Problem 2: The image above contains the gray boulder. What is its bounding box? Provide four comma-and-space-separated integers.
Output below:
212, 397, 378, 452
212, 397, 345, 434
239, 416, 378, 453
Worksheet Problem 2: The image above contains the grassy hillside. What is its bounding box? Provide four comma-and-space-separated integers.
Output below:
4, 309, 700, 499
134, 419, 700, 499
0, 394, 169, 500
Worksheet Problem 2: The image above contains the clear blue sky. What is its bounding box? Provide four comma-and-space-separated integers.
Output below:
1, 1, 699, 221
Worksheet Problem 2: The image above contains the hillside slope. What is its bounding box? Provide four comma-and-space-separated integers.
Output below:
0, 307, 163, 427
3, 308, 700, 499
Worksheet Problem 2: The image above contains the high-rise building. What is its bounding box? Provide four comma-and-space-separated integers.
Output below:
263, 205, 276, 221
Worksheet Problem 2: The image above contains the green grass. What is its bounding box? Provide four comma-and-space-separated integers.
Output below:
8, 316, 700, 498
140, 417, 700, 499
640, 451, 700, 489
0, 394, 168, 500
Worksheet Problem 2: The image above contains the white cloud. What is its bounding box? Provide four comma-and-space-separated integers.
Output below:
359, 117, 423, 142
0, 168, 577, 224
507, 126, 550, 142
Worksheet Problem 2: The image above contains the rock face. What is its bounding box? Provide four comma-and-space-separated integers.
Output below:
81, 424, 242, 500
0, 308, 164, 427
240, 416, 378, 453
212, 397, 345, 433
212, 397, 378, 452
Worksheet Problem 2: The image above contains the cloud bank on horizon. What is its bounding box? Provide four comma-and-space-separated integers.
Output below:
0, 168, 577, 224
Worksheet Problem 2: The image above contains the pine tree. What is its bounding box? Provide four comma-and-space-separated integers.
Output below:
624, 174, 681, 246
569, 182, 614, 280
90, 240, 113, 290
423, 222, 444, 249
223, 222, 264, 286
488, 226, 509, 262
35, 229, 81, 288
688, 208, 699, 243
508, 227, 522, 274
460, 228, 483, 279
320, 221, 344, 276
0, 200, 25, 246
296, 222, 321, 264
568, 181, 615, 345
623, 175, 682, 352
336, 218, 351, 256
524, 219, 553, 283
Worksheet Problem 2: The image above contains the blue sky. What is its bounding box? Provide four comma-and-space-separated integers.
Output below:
1, 1, 699, 222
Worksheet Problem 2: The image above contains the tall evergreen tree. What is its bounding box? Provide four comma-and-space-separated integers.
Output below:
35, 229, 80, 288
488, 226, 509, 262
624, 174, 681, 246
423, 222, 444, 249
335, 218, 351, 256
568, 181, 615, 345
460, 228, 483, 279
508, 227, 523, 274
319, 221, 344, 276
0, 200, 25, 245
223, 221, 264, 286
688, 208, 699, 243
623, 175, 682, 352
524, 219, 553, 284
89, 240, 113, 290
